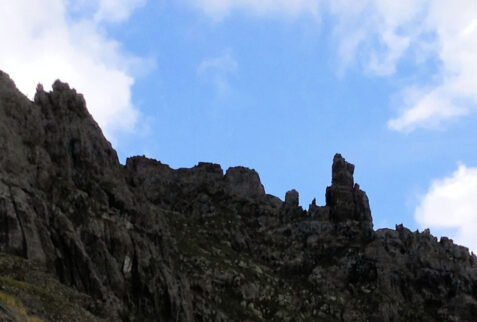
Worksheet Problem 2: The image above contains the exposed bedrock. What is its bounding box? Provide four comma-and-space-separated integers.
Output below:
0, 70, 476, 321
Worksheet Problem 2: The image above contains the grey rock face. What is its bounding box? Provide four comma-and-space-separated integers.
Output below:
1, 70, 477, 321
0, 72, 193, 321
331, 153, 355, 187
284, 189, 299, 207
224, 166, 265, 198
325, 154, 373, 241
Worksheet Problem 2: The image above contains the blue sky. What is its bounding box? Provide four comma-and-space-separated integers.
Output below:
2, 0, 477, 251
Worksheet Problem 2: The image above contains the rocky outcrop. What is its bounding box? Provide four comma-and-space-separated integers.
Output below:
325, 153, 374, 241
0, 70, 477, 321
0, 72, 193, 321
224, 167, 265, 199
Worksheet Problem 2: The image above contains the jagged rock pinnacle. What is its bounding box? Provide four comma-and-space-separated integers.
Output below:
285, 189, 299, 207
331, 153, 355, 187
325, 153, 373, 238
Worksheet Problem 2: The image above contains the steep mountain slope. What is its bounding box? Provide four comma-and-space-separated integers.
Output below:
0, 70, 476, 321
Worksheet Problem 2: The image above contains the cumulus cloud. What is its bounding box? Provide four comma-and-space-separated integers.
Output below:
415, 165, 477, 252
192, 0, 477, 132
0, 0, 146, 140
197, 51, 238, 97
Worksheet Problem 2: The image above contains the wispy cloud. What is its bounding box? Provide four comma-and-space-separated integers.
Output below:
93, 0, 147, 23
0, 0, 147, 140
388, 1, 477, 131
191, 0, 477, 133
415, 164, 477, 252
329, 0, 422, 75
197, 50, 238, 97
190, 0, 321, 20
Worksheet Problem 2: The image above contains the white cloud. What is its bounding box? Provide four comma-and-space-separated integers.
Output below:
415, 165, 477, 252
0, 0, 146, 140
387, 85, 467, 132
198, 51, 238, 97
192, 0, 477, 132
192, 0, 421, 74
388, 1, 477, 131
328, 0, 422, 75
329, 0, 477, 131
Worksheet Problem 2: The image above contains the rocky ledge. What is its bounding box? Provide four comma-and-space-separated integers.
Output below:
0, 70, 476, 321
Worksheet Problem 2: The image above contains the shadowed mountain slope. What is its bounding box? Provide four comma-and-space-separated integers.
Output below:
0, 70, 476, 321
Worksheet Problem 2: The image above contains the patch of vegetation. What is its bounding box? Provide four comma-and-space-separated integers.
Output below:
0, 290, 44, 322
0, 253, 102, 322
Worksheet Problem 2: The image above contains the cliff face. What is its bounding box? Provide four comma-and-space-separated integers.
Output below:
0, 70, 477, 321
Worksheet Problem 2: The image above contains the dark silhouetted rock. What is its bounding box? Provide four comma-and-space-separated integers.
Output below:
0, 70, 477, 321
285, 189, 299, 207
224, 166, 265, 198
325, 154, 373, 242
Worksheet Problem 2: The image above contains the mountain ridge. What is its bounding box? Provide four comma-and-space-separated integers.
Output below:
0, 70, 476, 321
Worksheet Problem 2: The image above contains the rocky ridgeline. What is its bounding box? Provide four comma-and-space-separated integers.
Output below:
0, 70, 477, 321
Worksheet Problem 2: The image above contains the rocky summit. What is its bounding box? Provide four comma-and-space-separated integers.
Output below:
0, 70, 477, 322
